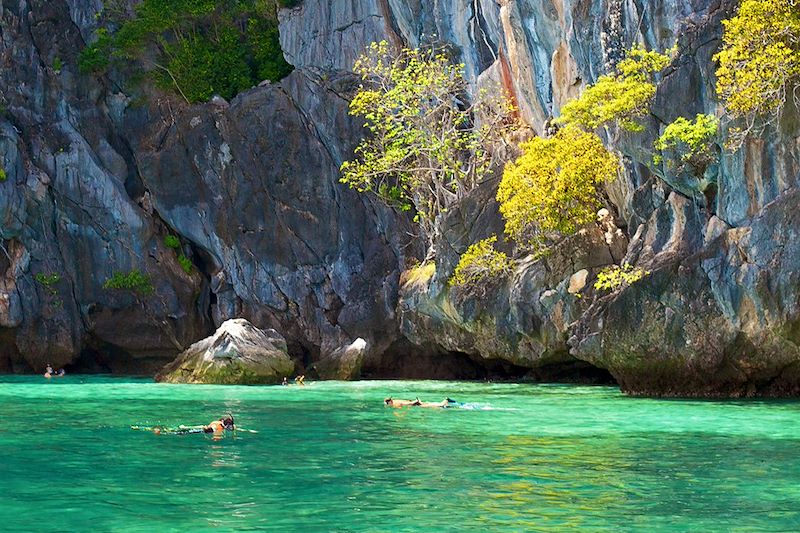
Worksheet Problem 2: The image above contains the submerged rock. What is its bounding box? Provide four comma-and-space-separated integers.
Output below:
155, 319, 294, 385
311, 338, 367, 380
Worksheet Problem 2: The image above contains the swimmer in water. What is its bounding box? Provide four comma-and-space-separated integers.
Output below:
149, 414, 235, 435
384, 397, 459, 408
415, 398, 459, 408
203, 414, 235, 434
383, 397, 420, 408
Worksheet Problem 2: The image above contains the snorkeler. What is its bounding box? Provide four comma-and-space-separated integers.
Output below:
203, 414, 235, 434
384, 397, 420, 407
384, 397, 459, 408
415, 398, 459, 408
132, 414, 242, 435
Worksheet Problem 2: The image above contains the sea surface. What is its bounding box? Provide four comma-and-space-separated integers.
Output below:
2, 376, 799, 532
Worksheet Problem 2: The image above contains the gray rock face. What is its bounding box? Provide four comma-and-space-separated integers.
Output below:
155, 319, 295, 384
2, 0, 800, 395
0, 0, 210, 373
572, 188, 800, 397
399, 199, 628, 372
0, 2, 414, 374
133, 70, 415, 363
311, 338, 367, 380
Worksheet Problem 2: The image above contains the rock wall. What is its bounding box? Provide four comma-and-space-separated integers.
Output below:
2, 0, 800, 394
0, 0, 210, 373
0, 0, 415, 373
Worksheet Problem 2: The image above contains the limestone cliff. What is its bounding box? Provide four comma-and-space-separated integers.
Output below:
1, 0, 799, 396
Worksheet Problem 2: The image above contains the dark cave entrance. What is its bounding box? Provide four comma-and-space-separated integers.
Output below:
361, 340, 617, 384
67, 340, 174, 376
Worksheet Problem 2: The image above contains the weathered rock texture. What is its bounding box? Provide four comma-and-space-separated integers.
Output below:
156, 319, 294, 384
2, 0, 800, 395
310, 338, 367, 380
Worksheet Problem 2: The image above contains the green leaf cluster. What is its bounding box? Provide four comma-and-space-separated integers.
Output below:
103, 270, 154, 295
0, 167, 6, 182
177, 254, 193, 274
497, 126, 619, 250
34, 273, 61, 299
34, 272, 62, 306
164, 235, 181, 249
556, 47, 673, 132
78, 28, 113, 74
341, 41, 520, 251
34, 273, 61, 286
593, 263, 648, 291
714, 0, 800, 132
163, 235, 193, 273
654, 114, 719, 175
79, 0, 293, 103
449, 236, 513, 290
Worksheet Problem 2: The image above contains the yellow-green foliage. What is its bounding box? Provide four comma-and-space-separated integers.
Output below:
556, 47, 673, 132
654, 114, 719, 174
449, 236, 512, 289
594, 263, 649, 291
341, 41, 519, 250
497, 126, 619, 249
714, 0, 800, 130
0, 167, 6, 182
402, 262, 436, 288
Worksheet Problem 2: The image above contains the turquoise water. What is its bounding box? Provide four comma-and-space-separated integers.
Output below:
2, 377, 800, 532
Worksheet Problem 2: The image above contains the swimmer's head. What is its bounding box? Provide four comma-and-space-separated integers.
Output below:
384, 398, 392, 405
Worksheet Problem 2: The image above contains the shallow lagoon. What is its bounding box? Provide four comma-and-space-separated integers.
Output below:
2, 376, 799, 532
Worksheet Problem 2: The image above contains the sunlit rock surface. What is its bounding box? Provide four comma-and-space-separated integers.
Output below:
155, 319, 294, 384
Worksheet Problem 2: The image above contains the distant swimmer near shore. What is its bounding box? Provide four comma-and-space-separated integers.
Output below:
384, 397, 460, 408
44, 364, 66, 379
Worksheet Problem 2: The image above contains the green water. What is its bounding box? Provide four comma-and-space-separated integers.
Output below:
2, 377, 800, 532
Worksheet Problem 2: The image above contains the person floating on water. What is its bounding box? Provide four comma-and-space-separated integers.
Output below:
384, 397, 459, 408
384, 397, 419, 407
143, 414, 236, 436
44, 363, 54, 378
203, 414, 235, 434
294, 375, 305, 386
282, 377, 288, 386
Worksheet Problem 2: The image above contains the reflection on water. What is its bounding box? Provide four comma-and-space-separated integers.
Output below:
1, 377, 800, 531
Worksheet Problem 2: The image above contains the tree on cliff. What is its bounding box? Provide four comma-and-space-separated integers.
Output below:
340, 41, 522, 257
496, 126, 619, 251
78, 0, 294, 104
714, 0, 800, 146
555, 46, 673, 133
493, 48, 676, 253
